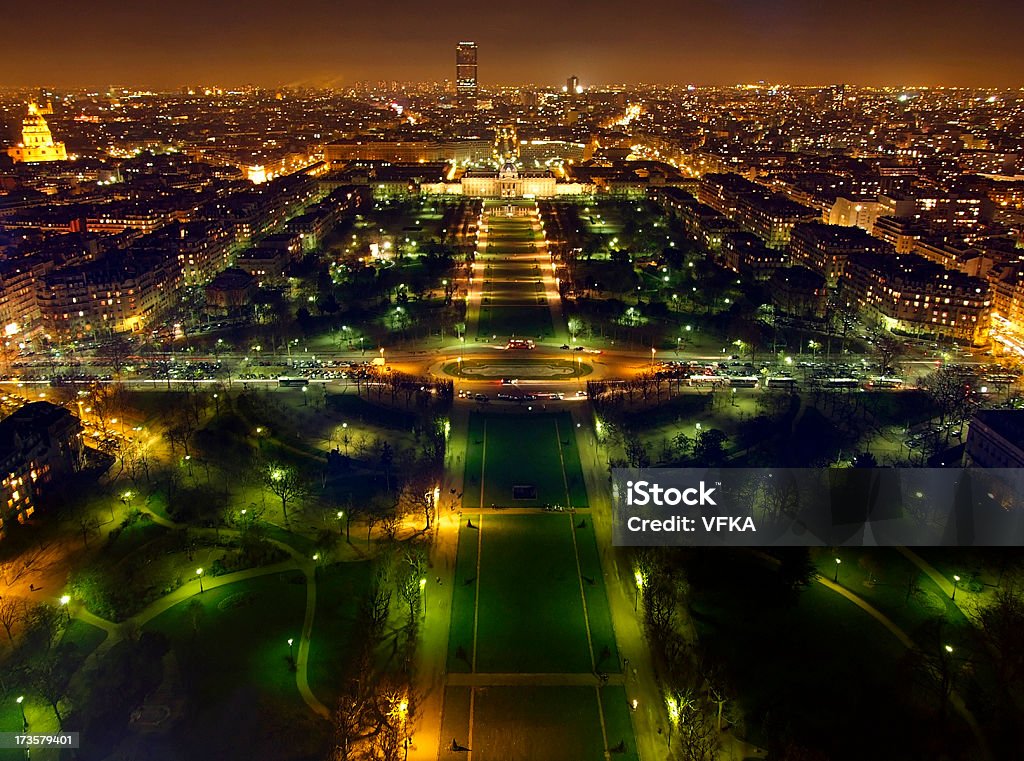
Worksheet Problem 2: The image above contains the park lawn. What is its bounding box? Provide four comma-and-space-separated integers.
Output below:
471, 687, 606, 761
61, 618, 108, 657
477, 305, 553, 339
437, 686, 472, 753
693, 573, 964, 757
461, 415, 486, 512
554, 414, 589, 507
463, 413, 588, 509
307, 561, 375, 704
475, 515, 592, 673
326, 392, 416, 430
141, 572, 326, 760
572, 522, 619, 672
144, 571, 307, 703
601, 686, 639, 761
447, 516, 481, 673
821, 548, 974, 643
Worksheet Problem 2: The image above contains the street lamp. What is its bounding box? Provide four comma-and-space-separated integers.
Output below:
196, 567, 205, 593
834, 557, 842, 582
952, 574, 961, 601
650, 347, 656, 369
60, 594, 71, 623
634, 570, 645, 612
420, 577, 427, 619
288, 637, 295, 665
16, 695, 27, 730
666, 695, 680, 748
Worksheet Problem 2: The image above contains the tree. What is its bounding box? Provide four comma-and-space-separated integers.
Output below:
0, 595, 26, 643
396, 569, 423, 628
921, 365, 976, 427
852, 451, 878, 468
977, 587, 1024, 694
675, 704, 719, 761
264, 464, 308, 526
693, 428, 729, 466
625, 438, 651, 468
103, 332, 135, 380
30, 642, 80, 728
873, 333, 903, 375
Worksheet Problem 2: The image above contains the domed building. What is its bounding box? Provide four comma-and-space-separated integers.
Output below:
7, 102, 68, 164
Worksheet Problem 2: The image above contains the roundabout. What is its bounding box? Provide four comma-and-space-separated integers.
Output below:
441, 357, 592, 380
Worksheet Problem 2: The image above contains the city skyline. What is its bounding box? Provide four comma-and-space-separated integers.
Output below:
2, 0, 1024, 88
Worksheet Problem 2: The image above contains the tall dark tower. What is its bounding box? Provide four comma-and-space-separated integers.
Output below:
456, 41, 478, 99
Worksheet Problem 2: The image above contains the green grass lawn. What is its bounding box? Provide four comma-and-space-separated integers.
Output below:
474, 514, 592, 673
470, 687, 607, 761
691, 556, 975, 758
142, 572, 328, 760
447, 517, 480, 673
600, 686, 639, 761
144, 572, 307, 701
573, 521, 620, 673
307, 561, 375, 703
462, 413, 588, 509
477, 305, 553, 338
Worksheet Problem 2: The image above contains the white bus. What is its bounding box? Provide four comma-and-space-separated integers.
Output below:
689, 375, 727, 387
765, 377, 798, 390
729, 376, 759, 388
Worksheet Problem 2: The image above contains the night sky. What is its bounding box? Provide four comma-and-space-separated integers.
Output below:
3, 0, 1023, 88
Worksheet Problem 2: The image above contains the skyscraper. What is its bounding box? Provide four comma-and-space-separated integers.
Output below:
455, 41, 478, 98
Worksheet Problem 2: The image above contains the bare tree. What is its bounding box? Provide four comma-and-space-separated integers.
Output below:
0, 595, 26, 643
264, 464, 308, 526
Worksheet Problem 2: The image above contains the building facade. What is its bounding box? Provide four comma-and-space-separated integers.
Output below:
6, 103, 68, 164
456, 42, 478, 99
0, 402, 83, 540
840, 252, 991, 345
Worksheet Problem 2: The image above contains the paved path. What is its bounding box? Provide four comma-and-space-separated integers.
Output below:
72, 503, 333, 721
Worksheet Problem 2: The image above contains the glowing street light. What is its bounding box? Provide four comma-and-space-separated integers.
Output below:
952, 574, 961, 601
634, 569, 645, 611
666, 695, 681, 747
196, 567, 205, 593
420, 577, 428, 618
16, 695, 27, 730
288, 637, 295, 665
834, 557, 842, 582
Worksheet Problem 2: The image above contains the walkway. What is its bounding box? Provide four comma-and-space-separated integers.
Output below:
70, 503, 332, 721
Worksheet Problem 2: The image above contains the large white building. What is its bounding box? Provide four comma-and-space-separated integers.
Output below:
7, 103, 67, 164
424, 162, 589, 198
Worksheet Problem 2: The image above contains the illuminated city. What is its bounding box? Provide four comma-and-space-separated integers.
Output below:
1, 4, 1024, 761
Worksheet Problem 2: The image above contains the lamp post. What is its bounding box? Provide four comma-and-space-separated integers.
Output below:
650, 347, 656, 369
834, 557, 842, 583
337, 510, 345, 536
397, 697, 410, 760
60, 594, 71, 624
16, 695, 27, 731
952, 574, 961, 601
634, 570, 645, 612
420, 577, 427, 619
288, 637, 295, 666
666, 696, 680, 748
196, 567, 205, 593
